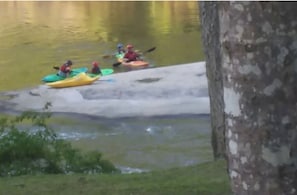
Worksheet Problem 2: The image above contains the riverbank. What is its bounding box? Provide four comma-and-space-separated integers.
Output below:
0, 62, 209, 118
0, 160, 230, 195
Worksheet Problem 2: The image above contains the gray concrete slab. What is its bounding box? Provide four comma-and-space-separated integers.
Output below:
0, 62, 210, 118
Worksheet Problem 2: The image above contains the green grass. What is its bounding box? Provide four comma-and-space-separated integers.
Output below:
0, 160, 230, 195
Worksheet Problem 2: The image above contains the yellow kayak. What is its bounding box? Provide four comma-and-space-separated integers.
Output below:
47, 72, 99, 88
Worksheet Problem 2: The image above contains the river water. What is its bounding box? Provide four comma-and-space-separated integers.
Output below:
0, 1, 212, 172
50, 114, 212, 172
0, 1, 203, 91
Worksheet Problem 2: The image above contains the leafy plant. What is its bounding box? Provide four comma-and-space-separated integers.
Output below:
0, 103, 118, 177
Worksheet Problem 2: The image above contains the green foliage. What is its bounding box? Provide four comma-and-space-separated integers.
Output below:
0, 103, 118, 177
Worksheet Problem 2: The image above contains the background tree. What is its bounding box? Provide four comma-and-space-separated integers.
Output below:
200, 1, 297, 194
199, 1, 226, 160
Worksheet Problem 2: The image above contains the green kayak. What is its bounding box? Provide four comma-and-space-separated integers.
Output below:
88, 68, 114, 78
42, 68, 114, 82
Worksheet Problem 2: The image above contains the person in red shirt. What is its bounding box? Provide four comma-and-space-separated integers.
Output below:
123, 44, 141, 62
58, 60, 73, 77
91, 61, 102, 74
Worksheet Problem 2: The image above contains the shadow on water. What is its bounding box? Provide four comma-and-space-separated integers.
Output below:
48, 113, 213, 173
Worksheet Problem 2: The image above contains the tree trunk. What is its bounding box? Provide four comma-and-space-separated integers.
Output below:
218, 2, 297, 194
199, 1, 226, 160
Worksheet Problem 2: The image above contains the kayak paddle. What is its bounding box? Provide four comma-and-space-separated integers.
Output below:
142, 47, 156, 54
53, 66, 77, 74
112, 46, 156, 67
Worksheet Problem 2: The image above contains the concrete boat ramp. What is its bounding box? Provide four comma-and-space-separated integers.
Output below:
0, 62, 210, 118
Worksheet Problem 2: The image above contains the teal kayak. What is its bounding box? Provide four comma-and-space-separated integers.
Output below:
42, 68, 114, 82
42, 67, 88, 82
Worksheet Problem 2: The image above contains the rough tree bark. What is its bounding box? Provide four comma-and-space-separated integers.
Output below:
217, 2, 297, 194
199, 2, 226, 160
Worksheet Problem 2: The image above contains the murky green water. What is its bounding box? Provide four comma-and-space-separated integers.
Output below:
50, 114, 212, 172
0, 1, 203, 91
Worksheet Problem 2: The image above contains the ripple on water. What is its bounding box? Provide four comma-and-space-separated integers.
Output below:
117, 166, 150, 174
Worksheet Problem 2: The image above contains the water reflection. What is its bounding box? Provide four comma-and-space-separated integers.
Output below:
0, 1, 199, 42
0, 1, 203, 91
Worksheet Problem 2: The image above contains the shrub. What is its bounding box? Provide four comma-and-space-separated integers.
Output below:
0, 103, 118, 176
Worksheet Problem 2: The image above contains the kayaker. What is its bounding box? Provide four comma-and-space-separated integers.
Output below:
123, 44, 141, 62
117, 43, 126, 54
91, 61, 102, 74
58, 60, 73, 77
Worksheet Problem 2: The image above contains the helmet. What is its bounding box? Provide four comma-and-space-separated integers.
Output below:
92, 61, 99, 67
117, 43, 123, 48
66, 60, 73, 66
126, 44, 133, 49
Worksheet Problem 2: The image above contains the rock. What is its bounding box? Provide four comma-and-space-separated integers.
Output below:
0, 62, 210, 118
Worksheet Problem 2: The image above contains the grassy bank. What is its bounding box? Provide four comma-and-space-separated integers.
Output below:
0, 160, 230, 195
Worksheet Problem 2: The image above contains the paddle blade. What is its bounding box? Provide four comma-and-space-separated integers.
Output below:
144, 47, 156, 54
102, 54, 112, 59
113, 62, 122, 67
53, 66, 59, 70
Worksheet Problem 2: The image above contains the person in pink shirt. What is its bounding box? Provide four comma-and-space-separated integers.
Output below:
123, 44, 141, 62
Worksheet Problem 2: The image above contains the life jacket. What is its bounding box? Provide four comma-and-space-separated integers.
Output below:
91, 66, 101, 74
60, 64, 70, 73
124, 51, 138, 62
58, 64, 71, 77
